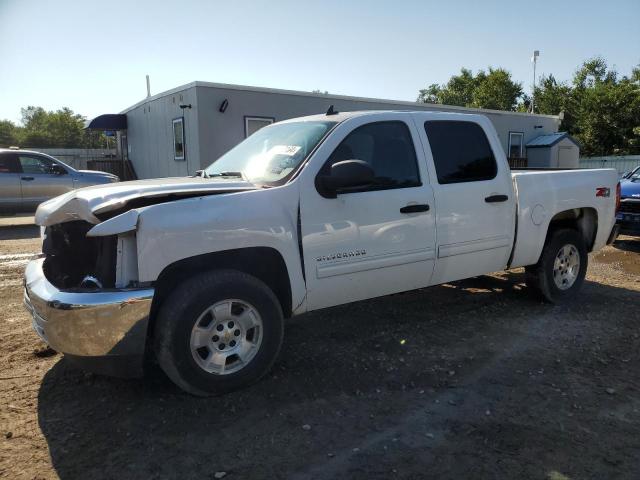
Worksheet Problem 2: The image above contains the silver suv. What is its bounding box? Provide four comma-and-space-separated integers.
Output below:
0, 148, 119, 213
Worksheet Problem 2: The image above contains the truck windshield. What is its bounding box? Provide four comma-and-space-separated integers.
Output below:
204, 121, 336, 185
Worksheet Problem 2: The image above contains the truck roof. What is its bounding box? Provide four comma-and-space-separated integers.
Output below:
279, 109, 485, 124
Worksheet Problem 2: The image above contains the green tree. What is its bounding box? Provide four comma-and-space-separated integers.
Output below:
471, 68, 523, 111
535, 58, 640, 156
533, 74, 578, 132
0, 120, 19, 147
12, 106, 107, 148
418, 67, 523, 111
418, 68, 479, 106
421, 58, 640, 156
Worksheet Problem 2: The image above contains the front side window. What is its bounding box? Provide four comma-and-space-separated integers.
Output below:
18, 155, 57, 174
173, 117, 185, 161
321, 121, 421, 190
205, 121, 335, 185
424, 121, 497, 184
508, 132, 524, 158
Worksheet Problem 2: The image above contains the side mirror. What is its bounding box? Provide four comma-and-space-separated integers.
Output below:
317, 160, 374, 198
50, 164, 67, 175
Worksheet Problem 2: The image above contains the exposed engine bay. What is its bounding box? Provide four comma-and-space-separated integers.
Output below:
42, 221, 117, 289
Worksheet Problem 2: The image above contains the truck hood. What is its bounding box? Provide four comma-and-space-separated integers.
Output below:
35, 177, 256, 226
620, 178, 640, 199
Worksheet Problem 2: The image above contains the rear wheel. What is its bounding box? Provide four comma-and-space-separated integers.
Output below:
525, 228, 588, 303
154, 270, 284, 396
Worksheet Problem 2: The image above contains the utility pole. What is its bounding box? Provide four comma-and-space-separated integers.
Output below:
531, 50, 539, 113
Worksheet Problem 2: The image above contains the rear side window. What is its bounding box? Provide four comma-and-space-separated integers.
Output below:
0, 154, 20, 173
323, 121, 421, 190
424, 121, 497, 184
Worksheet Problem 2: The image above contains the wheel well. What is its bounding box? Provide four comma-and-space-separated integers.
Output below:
545, 208, 598, 252
148, 247, 292, 338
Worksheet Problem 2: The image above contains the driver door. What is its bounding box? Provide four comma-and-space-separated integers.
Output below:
299, 114, 437, 311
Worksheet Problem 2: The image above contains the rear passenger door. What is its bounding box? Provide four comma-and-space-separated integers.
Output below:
0, 153, 23, 213
17, 154, 73, 210
416, 115, 515, 284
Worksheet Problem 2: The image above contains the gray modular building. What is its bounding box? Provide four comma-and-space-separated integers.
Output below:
87, 82, 571, 179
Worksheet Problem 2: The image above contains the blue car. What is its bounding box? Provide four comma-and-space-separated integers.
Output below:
617, 166, 640, 236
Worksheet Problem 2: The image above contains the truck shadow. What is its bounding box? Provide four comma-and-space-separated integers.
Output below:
36, 271, 640, 479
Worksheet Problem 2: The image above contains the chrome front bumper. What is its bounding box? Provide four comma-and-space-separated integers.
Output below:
23, 259, 154, 376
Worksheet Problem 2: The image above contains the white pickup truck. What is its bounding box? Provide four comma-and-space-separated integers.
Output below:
24, 110, 620, 395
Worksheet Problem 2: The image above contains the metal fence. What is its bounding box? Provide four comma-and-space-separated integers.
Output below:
23, 148, 118, 171
507, 157, 528, 168
86, 159, 137, 180
579, 155, 640, 175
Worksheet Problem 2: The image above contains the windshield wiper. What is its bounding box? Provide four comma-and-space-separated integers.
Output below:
205, 172, 249, 182
208, 171, 245, 179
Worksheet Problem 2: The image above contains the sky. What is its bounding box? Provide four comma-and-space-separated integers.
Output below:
0, 0, 638, 123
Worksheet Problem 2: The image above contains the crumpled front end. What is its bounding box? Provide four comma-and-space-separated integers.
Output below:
24, 203, 152, 376
24, 258, 154, 377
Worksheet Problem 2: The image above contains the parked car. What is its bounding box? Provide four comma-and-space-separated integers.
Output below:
621, 166, 640, 179
0, 148, 119, 214
23, 111, 619, 395
616, 166, 640, 235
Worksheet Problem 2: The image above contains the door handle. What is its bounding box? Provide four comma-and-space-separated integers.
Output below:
400, 204, 430, 213
485, 194, 508, 203
21, 176, 34, 181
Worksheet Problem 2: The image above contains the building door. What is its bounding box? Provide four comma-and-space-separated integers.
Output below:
557, 146, 574, 168
120, 134, 128, 161
300, 115, 437, 310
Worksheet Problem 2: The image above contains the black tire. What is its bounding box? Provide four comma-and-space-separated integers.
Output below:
525, 228, 588, 304
154, 269, 284, 396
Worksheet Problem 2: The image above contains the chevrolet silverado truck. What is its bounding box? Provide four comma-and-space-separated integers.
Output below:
24, 110, 620, 395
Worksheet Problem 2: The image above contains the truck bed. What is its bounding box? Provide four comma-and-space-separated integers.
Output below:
509, 168, 618, 268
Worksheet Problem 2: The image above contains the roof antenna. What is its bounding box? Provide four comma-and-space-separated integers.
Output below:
326, 104, 338, 116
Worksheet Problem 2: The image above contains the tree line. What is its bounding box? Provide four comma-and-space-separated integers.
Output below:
0, 106, 108, 149
418, 57, 640, 157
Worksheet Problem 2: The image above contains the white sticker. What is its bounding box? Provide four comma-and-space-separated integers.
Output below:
268, 145, 301, 156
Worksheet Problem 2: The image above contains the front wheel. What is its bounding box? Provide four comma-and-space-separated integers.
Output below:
154, 270, 284, 396
525, 228, 588, 304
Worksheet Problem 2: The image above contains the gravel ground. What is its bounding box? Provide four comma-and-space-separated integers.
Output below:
0, 223, 638, 480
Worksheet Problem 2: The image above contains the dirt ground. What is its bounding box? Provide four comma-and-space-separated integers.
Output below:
1, 221, 639, 480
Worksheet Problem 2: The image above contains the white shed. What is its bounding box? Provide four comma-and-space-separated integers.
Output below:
526, 132, 580, 168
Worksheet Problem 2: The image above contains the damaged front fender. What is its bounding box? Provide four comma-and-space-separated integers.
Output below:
87, 210, 140, 237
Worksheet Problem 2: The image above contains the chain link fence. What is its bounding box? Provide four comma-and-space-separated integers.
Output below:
579, 155, 640, 176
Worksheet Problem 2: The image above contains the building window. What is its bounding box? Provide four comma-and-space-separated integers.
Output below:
508, 132, 524, 158
245, 116, 274, 138
173, 117, 185, 161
